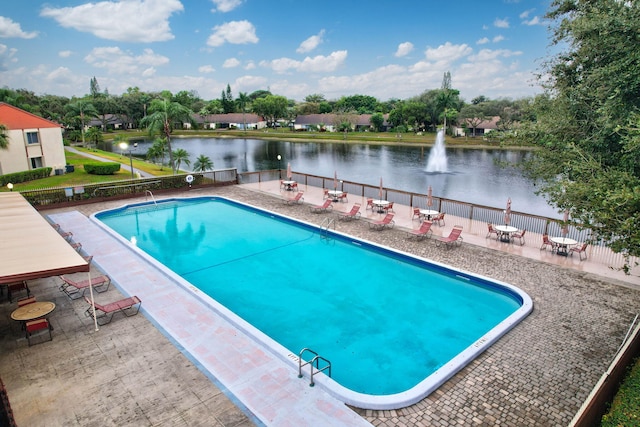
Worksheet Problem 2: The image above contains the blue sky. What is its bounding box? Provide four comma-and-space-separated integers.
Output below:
0, 0, 553, 102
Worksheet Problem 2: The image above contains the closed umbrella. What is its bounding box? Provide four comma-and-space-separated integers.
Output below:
334, 171, 338, 190
562, 209, 569, 237
286, 162, 292, 180
379, 177, 384, 200
427, 185, 433, 208
504, 197, 512, 225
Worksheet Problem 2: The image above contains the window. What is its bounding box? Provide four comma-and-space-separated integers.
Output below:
26, 132, 39, 144
30, 157, 43, 169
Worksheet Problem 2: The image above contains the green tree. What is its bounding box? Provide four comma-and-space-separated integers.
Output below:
193, 154, 214, 172
90, 76, 101, 98
513, 0, 640, 268
0, 123, 8, 149
370, 113, 385, 132
84, 127, 103, 148
147, 137, 168, 169
64, 100, 98, 146
458, 105, 487, 137
252, 95, 288, 127
236, 92, 250, 132
140, 98, 194, 174
172, 148, 191, 173
221, 84, 235, 113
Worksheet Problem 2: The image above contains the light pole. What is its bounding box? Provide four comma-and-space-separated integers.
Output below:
119, 141, 138, 179
277, 154, 282, 178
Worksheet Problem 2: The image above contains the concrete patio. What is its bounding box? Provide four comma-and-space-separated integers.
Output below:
1, 182, 640, 426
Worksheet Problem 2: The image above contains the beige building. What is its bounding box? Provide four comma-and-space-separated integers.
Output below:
0, 102, 66, 176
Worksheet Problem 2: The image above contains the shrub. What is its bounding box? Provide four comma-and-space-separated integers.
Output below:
84, 162, 121, 175
0, 167, 53, 186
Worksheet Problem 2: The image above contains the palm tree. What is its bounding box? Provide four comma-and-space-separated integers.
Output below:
193, 154, 214, 172
146, 137, 168, 170
172, 148, 191, 173
64, 100, 98, 146
0, 124, 8, 149
140, 98, 194, 174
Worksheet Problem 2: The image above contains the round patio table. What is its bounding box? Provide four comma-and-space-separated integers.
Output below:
550, 237, 578, 256
495, 225, 518, 243
11, 301, 56, 322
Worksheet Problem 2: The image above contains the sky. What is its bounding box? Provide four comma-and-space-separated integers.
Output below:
0, 0, 554, 103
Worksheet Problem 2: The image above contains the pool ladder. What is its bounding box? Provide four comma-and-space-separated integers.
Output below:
319, 217, 335, 239
298, 348, 331, 387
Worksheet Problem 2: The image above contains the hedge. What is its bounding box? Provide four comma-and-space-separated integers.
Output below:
0, 167, 53, 186
84, 163, 121, 175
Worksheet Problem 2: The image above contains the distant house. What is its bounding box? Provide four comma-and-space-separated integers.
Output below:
293, 114, 338, 132
0, 103, 66, 176
190, 113, 267, 130
456, 116, 501, 137
87, 114, 133, 131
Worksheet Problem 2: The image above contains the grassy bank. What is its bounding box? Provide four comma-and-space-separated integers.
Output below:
601, 357, 640, 426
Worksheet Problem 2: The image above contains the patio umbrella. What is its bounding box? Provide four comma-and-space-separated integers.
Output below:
562, 209, 569, 237
286, 162, 292, 180
427, 185, 433, 208
504, 197, 512, 225
334, 170, 338, 190
379, 177, 384, 200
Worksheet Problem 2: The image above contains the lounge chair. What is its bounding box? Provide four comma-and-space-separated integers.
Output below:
283, 192, 304, 205
486, 223, 499, 240
436, 225, 463, 249
369, 213, 395, 231
540, 234, 557, 252
310, 199, 333, 213
70, 242, 82, 251
59, 274, 111, 299
84, 295, 142, 325
569, 242, 588, 260
337, 204, 361, 221
511, 229, 526, 246
407, 220, 433, 240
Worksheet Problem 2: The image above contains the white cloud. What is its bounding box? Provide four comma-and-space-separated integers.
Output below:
493, 35, 505, 43
297, 30, 325, 54
425, 42, 472, 63
477, 37, 490, 45
494, 17, 510, 28
262, 50, 347, 74
40, 0, 183, 43
394, 42, 414, 57
519, 9, 534, 19
0, 16, 38, 39
0, 43, 17, 71
211, 0, 244, 13
223, 57, 240, 68
84, 47, 169, 74
522, 16, 542, 26
244, 61, 255, 70
207, 20, 258, 47
469, 48, 522, 62
59, 50, 73, 58
198, 65, 216, 73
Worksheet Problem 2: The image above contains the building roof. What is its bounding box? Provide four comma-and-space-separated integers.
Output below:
0, 102, 62, 130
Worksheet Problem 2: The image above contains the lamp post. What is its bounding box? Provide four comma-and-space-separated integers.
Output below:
119, 141, 138, 179
277, 154, 282, 178
7, 183, 13, 191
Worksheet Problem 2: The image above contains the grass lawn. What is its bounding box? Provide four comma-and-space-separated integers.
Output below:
601, 357, 640, 426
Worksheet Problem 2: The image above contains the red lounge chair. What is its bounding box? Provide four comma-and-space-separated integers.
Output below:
436, 225, 464, 249
338, 204, 361, 221
369, 213, 395, 231
310, 199, 333, 213
511, 229, 526, 246
283, 192, 304, 205
569, 243, 588, 260
26, 318, 52, 346
59, 274, 111, 299
486, 223, 499, 240
407, 220, 433, 240
84, 295, 142, 325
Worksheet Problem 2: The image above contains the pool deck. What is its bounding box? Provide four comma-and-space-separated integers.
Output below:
2, 182, 640, 426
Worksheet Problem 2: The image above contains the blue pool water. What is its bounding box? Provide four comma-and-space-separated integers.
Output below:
94, 197, 532, 408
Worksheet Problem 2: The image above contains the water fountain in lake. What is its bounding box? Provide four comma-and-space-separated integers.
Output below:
426, 129, 447, 173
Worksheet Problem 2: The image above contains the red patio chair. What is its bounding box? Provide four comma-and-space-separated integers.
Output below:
337, 204, 361, 221
84, 295, 142, 326
368, 213, 395, 231
338, 191, 348, 203
25, 318, 52, 346
407, 220, 433, 240
412, 208, 422, 221
486, 223, 499, 240
323, 188, 330, 199
17, 296, 36, 307
436, 225, 463, 249
365, 198, 374, 211
383, 201, 394, 213
511, 229, 526, 246
433, 212, 446, 226
569, 243, 588, 260
540, 234, 557, 252
7, 281, 30, 302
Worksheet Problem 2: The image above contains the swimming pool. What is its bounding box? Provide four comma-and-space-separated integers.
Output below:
93, 197, 533, 409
